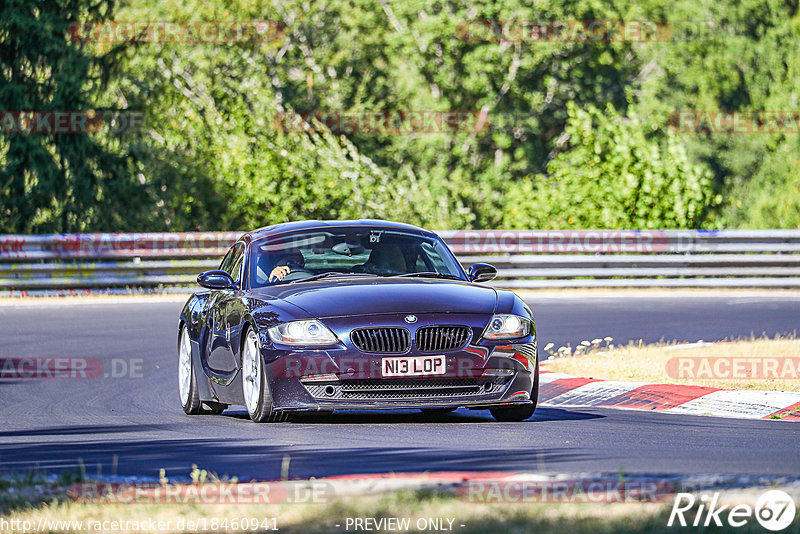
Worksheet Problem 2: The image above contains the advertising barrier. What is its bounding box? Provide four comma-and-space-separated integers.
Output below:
2, 230, 800, 292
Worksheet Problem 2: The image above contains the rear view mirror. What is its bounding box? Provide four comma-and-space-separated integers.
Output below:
468, 263, 497, 283
332, 241, 365, 256
197, 270, 236, 290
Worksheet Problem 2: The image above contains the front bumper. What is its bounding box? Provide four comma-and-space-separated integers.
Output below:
265, 344, 537, 412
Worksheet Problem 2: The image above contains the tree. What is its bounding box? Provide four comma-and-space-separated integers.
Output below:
503, 102, 717, 228
0, 0, 149, 232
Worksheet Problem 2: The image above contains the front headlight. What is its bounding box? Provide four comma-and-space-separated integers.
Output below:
482, 314, 530, 340
267, 320, 338, 346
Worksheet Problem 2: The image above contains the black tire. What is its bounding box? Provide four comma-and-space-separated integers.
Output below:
243, 327, 288, 423
490, 362, 539, 422
179, 325, 203, 415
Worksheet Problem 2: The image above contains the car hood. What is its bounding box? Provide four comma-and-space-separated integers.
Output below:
250, 278, 498, 318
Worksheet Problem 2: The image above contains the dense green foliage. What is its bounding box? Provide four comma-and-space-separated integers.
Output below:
503, 102, 717, 228
0, 0, 148, 232
1, 0, 798, 232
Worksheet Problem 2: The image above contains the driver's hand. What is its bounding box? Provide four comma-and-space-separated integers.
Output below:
269, 266, 291, 282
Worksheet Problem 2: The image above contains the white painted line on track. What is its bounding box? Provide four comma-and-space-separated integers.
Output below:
0, 295, 188, 308
669, 390, 800, 419
544, 380, 649, 406
539, 372, 576, 384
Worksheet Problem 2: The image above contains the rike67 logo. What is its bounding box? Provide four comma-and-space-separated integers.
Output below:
668, 490, 796, 531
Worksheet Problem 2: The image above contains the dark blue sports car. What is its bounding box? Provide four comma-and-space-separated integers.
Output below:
178, 220, 538, 422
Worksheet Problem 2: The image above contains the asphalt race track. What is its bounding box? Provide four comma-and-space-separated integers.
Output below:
1, 293, 798, 481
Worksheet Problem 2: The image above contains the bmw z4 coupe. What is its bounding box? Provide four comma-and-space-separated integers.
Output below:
178, 220, 538, 422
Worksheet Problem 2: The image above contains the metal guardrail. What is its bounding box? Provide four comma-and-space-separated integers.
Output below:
2, 230, 800, 295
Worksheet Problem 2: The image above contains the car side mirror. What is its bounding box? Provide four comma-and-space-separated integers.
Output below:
468, 263, 497, 283
197, 270, 236, 290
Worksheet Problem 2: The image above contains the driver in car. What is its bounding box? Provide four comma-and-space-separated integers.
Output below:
269, 252, 305, 283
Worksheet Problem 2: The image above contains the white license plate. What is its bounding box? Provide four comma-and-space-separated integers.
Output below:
381, 355, 446, 377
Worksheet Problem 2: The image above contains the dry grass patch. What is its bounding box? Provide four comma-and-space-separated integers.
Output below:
544, 336, 800, 391
2, 474, 798, 533
1, 492, 670, 534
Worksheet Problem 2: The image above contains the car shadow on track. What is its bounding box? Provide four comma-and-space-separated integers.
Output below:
531, 408, 605, 422
217, 406, 604, 424
219, 409, 488, 424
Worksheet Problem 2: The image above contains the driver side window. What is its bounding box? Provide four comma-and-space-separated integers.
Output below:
229, 248, 245, 283
220, 242, 245, 282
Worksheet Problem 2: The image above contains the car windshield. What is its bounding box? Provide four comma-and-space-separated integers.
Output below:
249, 228, 465, 288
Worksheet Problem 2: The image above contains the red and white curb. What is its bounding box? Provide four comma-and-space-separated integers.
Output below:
539, 371, 800, 420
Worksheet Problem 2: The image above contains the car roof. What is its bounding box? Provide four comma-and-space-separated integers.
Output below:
246, 219, 436, 241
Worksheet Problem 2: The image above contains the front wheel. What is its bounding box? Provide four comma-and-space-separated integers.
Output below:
242, 327, 287, 423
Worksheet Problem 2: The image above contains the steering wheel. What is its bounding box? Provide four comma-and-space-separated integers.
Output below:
281, 268, 314, 282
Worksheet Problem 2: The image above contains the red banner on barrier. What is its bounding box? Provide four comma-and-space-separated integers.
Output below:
0, 237, 25, 254
2, 230, 775, 260
448, 230, 670, 254
0, 232, 240, 259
